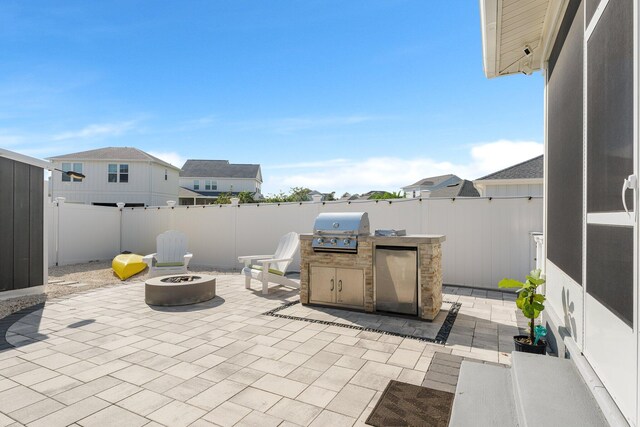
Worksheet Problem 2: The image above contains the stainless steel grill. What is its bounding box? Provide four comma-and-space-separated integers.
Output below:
312, 212, 370, 253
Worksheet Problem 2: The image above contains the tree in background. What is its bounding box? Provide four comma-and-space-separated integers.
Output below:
261, 191, 290, 203
288, 187, 312, 202
238, 191, 255, 204
216, 193, 232, 204
324, 192, 336, 201
369, 191, 405, 200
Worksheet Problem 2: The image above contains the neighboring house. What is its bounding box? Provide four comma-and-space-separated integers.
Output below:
478, 0, 638, 425
178, 160, 262, 205
474, 155, 543, 197
428, 179, 480, 198
402, 174, 462, 198
48, 147, 180, 207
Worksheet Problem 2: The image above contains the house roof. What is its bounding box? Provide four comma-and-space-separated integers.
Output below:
404, 174, 459, 189
180, 160, 261, 180
476, 155, 544, 181
429, 180, 480, 198
47, 147, 181, 170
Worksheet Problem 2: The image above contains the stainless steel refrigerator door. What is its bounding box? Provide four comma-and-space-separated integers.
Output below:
375, 247, 417, 315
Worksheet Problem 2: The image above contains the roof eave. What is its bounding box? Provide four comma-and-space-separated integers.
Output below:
1, 149, 51, 170
479, 0, 568, 79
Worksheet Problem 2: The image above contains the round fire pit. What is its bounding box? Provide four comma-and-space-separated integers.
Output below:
145, 274, 216, 306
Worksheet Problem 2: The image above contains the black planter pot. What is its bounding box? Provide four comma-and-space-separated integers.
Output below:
513, 335, 546, 355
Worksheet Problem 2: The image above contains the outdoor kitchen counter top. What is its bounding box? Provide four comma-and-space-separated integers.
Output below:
299, 233, 446, 244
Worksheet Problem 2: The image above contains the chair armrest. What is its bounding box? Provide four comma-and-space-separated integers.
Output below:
142, 253, 156, 267
256, 257, 293, 265
183, 253, 193, 268
238, 255, 274, 262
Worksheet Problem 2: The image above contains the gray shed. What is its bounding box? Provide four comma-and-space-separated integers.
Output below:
0, 149, 49, 295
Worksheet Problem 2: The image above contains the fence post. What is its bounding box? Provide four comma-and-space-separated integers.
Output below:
54, 197, 65, 266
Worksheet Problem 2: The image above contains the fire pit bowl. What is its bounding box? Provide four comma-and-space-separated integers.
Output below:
145, 274, 216, 306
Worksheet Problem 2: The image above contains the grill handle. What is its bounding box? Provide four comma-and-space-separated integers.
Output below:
315, 230, 359, 236
338, 280, 342, 292
330, 279, 334, 291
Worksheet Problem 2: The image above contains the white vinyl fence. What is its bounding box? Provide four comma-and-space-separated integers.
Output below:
48, 197, 543, 289
47, 200, 121, 267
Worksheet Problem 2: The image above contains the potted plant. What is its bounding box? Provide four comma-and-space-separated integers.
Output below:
499, 269, 547, 354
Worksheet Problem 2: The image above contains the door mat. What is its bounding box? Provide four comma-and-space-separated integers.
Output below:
366, 380, 454, 427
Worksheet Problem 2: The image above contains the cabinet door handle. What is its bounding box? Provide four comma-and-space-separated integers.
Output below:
338, 280, 342, 292
330, 279, 334, 291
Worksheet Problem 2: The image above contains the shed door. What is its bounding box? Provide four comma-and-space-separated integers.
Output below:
584, 0, 637, 423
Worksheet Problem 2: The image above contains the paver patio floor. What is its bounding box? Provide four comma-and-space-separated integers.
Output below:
0, 275, 521, 427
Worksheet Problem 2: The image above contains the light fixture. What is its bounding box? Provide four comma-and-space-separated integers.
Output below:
54, 168, 86, 180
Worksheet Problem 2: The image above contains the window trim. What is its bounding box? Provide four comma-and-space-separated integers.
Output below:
62, 162, 83, 182
108, 163, 129, 183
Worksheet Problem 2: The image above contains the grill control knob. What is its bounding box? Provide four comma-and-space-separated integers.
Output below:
317, 237, 324, 245
343, 238, 351, 245
330, 238, 337, 245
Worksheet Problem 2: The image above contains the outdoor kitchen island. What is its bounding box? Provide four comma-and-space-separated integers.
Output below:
299, 232, 446, 321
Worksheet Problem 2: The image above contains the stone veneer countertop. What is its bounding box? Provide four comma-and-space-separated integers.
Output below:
300, 233, 446, 244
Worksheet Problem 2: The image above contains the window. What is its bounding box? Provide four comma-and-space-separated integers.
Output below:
119, 164, 129, 183
108, 164, 118, 182
205, 180, 213, 190
108, 163, 129, 183
61, 163, 82, 182
211, 181, 217, 190
164, 169, 168, 181
193, 180, 200, 190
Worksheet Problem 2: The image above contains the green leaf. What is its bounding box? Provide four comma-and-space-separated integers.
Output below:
532, 302, 545, 311
522, 306, 535, 318
498, 278, 523, 289
533, 294, 545, 302
526, 276, 545, 286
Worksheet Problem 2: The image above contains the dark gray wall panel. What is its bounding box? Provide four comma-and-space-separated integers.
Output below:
12, 162, 30, 289
586, 0, 602, 25
587, 0, 634, 213
29, 166, 43, 288
547, 0, 583, 284
0, 157, 14, 291
587, 225, 634, 327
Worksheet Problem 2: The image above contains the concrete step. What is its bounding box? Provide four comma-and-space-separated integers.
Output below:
449, 361, 518, 427
510, 351, 608, 427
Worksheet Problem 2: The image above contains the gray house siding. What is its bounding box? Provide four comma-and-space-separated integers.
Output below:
0, 156, 44, 291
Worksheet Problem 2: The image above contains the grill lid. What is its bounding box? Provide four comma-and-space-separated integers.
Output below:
312, 212, 370, 252
313, 212, 370, 235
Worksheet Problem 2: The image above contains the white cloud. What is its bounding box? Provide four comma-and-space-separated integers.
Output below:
147, 151, 187, 168
52, 120, 137, 141
262, 140, 543, 196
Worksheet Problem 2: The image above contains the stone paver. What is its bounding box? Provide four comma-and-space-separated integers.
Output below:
0, 275, 518, 426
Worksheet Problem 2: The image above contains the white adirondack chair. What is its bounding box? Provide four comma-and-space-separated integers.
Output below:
238, 231, 300, 295
143, 230, 193, 278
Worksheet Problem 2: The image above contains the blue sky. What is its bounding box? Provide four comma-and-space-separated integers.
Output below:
1, 0, 543, 195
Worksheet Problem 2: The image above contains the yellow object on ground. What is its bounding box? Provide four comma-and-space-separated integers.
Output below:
112, 254, 147, 280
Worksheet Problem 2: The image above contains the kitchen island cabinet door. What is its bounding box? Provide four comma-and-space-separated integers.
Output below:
309, 266, 336, 304
336, 268, 364, 308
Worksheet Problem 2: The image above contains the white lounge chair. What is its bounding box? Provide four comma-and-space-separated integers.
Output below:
143, 230, 193, 278
238, 231, 300, 294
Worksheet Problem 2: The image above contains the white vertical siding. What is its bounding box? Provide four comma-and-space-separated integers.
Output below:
50, 160, 179, 206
